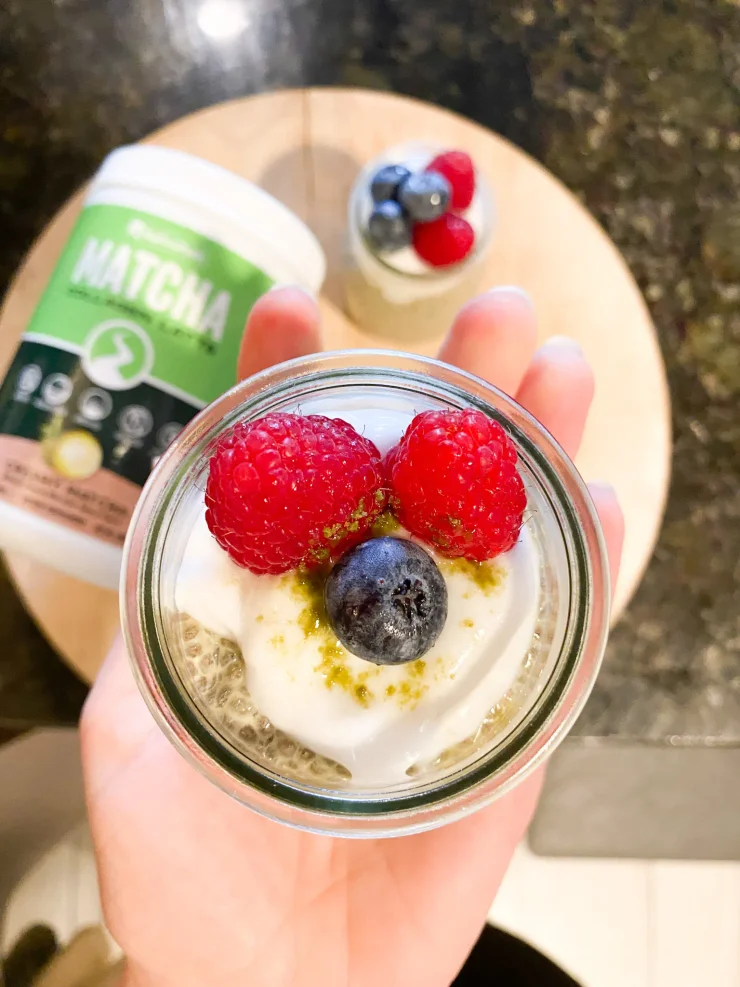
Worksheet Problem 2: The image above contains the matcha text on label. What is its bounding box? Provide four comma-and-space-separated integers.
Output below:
71, 237, 232, 341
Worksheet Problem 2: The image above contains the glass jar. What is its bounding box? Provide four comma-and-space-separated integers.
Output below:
344, 142, 495, 343
121, 351, 610, 837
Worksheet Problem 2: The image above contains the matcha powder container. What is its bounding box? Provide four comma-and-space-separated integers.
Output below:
0, 145, 326, 588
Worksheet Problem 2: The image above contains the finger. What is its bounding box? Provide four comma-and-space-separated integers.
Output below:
237, 286, 322, 381
515, 337, 595, 460
588, 481, 624, 598
438, 287, 538, 396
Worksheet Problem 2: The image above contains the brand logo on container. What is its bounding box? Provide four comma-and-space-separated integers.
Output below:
82, 319, 155, 390
127, 219, 206, 263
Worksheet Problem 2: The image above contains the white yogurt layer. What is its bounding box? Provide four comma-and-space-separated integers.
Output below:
349, 142, 493, 306
175, 396, 539, 787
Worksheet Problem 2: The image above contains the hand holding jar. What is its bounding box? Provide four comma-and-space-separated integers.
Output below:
81, 286, 623, 987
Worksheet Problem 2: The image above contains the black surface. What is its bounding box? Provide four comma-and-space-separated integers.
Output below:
453, 925, 581, 986
0, 0, 738, 742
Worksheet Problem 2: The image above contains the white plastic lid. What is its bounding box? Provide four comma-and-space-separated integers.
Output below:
92, 145, 326, 292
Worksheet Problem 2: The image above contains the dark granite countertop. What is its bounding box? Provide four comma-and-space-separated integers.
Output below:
0, 0, 738, 746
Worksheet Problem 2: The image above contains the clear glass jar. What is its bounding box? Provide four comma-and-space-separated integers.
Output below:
121, 351, 610, 837
344, 142, 495, 343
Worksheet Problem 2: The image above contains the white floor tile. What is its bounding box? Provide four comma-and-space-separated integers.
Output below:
489, 842, 650, 987
647, 860, 740, 987
1, 822, 122, 960
1, 839, 77, 951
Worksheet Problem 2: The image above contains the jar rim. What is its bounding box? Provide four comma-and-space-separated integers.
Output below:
121, 350, 610, 836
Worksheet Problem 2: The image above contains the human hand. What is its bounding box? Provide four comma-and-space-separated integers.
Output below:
81, 286, 623, 987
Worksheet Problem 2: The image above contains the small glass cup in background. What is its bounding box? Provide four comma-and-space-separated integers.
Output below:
344, 143, 496, 343
121, 351, 609, 837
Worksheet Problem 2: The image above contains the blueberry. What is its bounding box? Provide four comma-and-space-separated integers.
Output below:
366, 200, 412, 252
370, 164, 413, 203
324, 537, 448, 665
398, 170, 451, 222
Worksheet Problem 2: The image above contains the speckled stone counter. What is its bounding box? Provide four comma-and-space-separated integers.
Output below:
0, 0, 738, 854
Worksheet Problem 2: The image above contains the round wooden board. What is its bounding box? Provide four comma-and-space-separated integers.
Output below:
0, 89, 671, 685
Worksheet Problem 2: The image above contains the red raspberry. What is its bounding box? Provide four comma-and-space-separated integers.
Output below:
205, 413, 387, 574
412, 214, 475, 268
386, 410, 526, 560
427, 150, 476, 210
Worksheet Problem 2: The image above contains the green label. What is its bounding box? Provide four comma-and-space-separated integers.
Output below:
0, 203, 276, 537
25, 203, 274, 406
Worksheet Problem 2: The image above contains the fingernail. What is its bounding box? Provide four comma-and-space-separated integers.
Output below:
588, 481, 619, 505
487, 285, 534, 309
540, 335, 585, 358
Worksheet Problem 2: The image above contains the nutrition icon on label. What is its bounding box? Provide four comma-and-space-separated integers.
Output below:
149, 422, 184, 468
14, 364, 43, 400
156, 422, 183, 449
78, 387, 113, 423
118, 405, 154, 440
41, 373, 74, 407
82, 319, 155, 391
